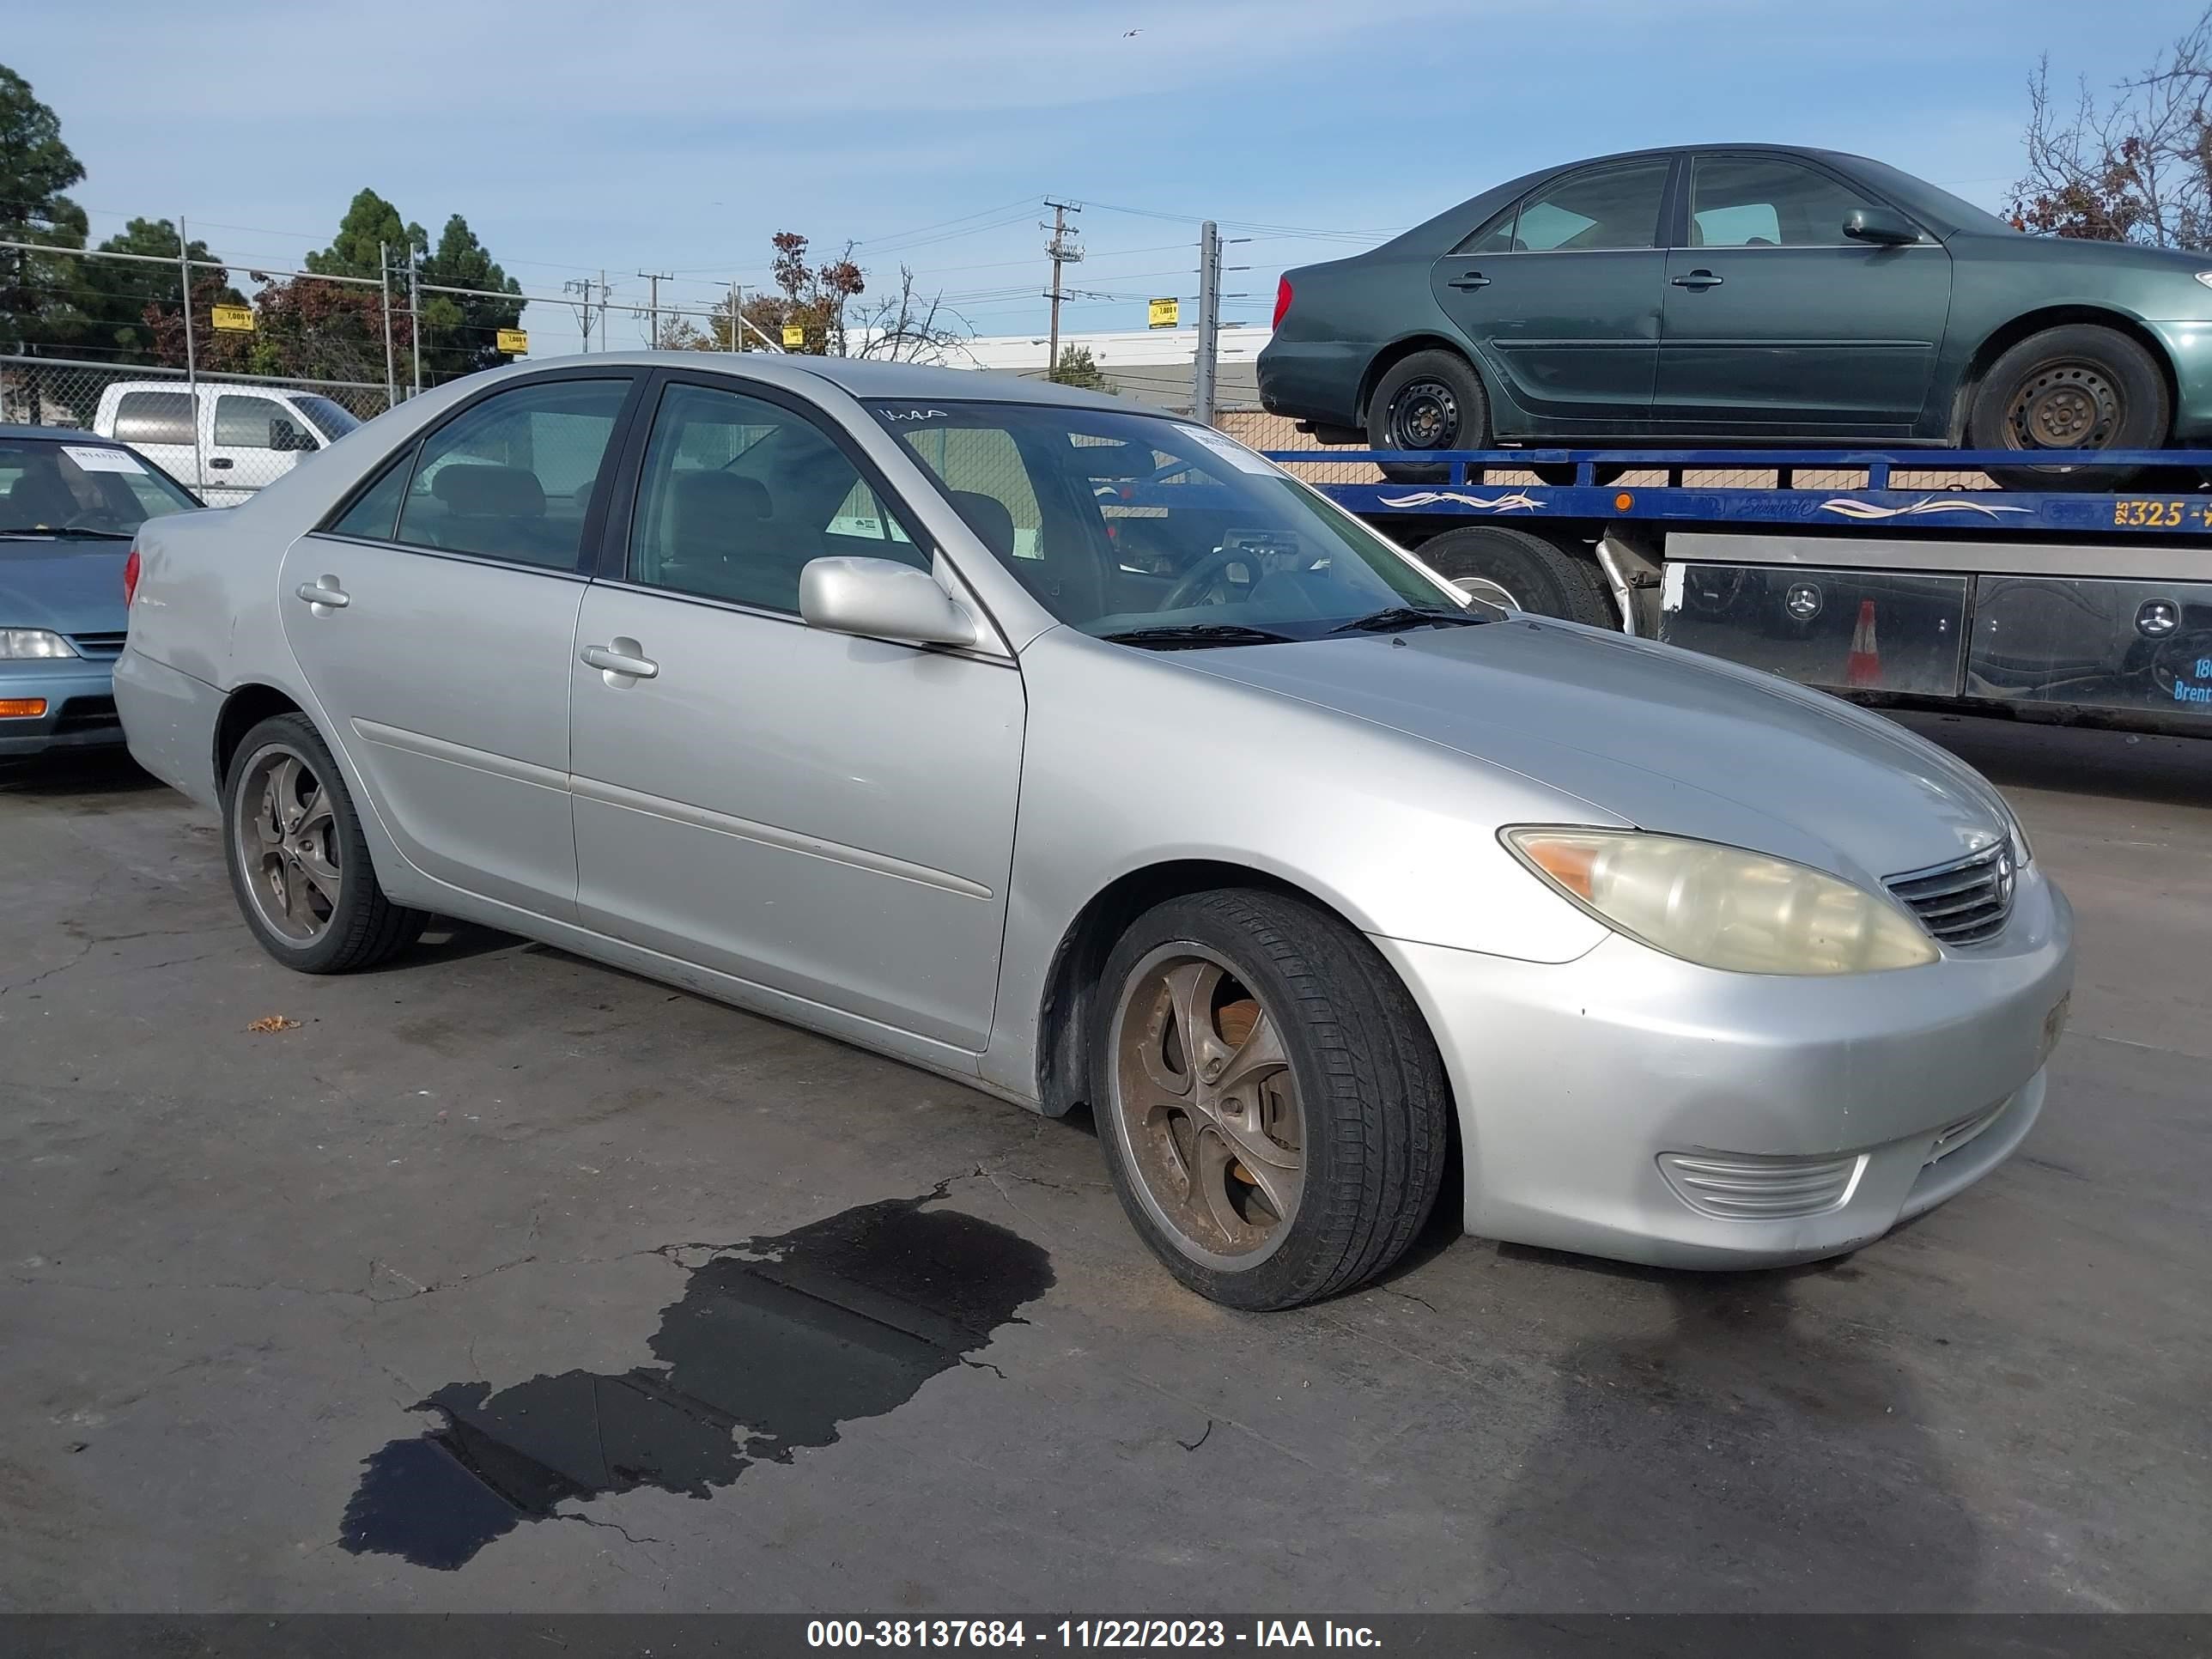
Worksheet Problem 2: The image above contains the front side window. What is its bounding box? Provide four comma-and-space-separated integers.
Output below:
870, 400, 1468, 646
1691, 156, 1881, 247
1508, 160, 1671, 252
394, 378, 629, 569
628, 381, 927, 613
112, 391, 195, 447
214, 394, 292, 449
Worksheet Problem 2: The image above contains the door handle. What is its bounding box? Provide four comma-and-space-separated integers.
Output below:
1671, 270, 1724, 289
581, 641, 659, 681
1447, 270, 1492, 289
294, 579, 349, 610
207, 458, 234, 470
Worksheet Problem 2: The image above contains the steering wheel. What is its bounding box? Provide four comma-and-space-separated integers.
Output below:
60, 508, 117, 532
1163, 549, 1257, 610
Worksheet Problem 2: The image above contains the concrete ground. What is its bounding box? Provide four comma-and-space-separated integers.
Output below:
2, 713, 2205, 1614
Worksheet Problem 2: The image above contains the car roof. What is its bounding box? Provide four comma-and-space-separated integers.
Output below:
483, 351, 1139, 416
0, 424, 131, 444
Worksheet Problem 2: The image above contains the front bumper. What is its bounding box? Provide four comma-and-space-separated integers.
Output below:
0, 659, 123, 757
1374, 867, 2074, 1268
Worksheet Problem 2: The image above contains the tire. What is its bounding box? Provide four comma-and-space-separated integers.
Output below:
1365, 349, 1489, 485
1091, 889, 1450, 1310
1966, 324, 2171, 490
222, 712, 428, 974
1411, 526, 1617, 626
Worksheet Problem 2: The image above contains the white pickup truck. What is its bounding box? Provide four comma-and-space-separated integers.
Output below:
92, 382, 362, 507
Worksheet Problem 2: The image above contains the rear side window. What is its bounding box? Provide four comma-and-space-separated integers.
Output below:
393, 378, 630, 569
112, 391, 195, 447
329, 445, 416, 542
1502, 160, 1671, 252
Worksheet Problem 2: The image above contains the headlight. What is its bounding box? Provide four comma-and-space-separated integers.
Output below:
1504, 828, 1939, 975
0, 629, 76, 659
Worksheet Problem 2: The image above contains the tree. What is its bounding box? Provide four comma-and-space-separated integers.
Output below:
2010, 9, 2212, 248
76, 218, 224, 364
850, 264, 969, 363
1048, 344, 1113, 392
0, 64, 88, 354
416, 214, 524, 380
742, 230, 866, 355
306, 188, 422, 279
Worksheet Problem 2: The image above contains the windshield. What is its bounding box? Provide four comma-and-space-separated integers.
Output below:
1838, 156, 2019, 237
868, 399, 1474, 644
291, 394, 362, 442
0, 439, 198, 538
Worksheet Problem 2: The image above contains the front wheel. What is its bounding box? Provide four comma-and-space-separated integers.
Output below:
1091, 889, 1450, 1310
1966, 324, 2171, 490
1365, 349, 1489, 485
222, 713, 428, 974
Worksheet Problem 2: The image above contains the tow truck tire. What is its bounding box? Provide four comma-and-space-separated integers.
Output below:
1413, 526, 1616, 628
1366, 349, 1489, 484
1966, 325, 2171, 490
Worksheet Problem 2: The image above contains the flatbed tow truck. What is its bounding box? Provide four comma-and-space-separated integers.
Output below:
1264, 445, 2212, 736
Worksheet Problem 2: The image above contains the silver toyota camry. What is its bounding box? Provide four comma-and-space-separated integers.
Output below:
114, 355, 2074, 1310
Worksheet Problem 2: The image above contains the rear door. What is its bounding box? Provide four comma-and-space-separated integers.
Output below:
1427, 157, 1674, 431
277, 372, 639, 921
1656, 153, 1954, 433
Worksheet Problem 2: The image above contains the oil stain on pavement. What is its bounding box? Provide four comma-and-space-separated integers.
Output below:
340, 1188, 1053, 1569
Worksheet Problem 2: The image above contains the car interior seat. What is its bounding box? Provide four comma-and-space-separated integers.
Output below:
664, 471, 774, 604
946, 487, 1106, 619
429, 464, 554, 558
9, 468, 81, 528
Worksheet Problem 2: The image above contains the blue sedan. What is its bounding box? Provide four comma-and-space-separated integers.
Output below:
2, 426, 201, 758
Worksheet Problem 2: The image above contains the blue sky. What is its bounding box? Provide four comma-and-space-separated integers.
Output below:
10, 0, 2208, 359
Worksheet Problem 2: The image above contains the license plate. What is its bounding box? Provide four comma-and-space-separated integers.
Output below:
2039, 994, 2071, 1066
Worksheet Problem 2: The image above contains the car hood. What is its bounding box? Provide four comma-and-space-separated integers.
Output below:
0, 542, 129, 638
1171, 617, 2011, 886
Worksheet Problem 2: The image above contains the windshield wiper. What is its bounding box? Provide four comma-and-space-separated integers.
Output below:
1098, 623, 1296, 649
1329, 605, 1491, 635
0, 526, 135, 541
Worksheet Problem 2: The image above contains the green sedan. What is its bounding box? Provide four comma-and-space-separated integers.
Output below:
1257, 144, 2212, 485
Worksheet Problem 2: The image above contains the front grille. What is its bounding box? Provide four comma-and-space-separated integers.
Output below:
64, 630, 128, 660
1658, 1150, 1865, 1220
52, 695, 119, 735
1886, 842, 2015, 946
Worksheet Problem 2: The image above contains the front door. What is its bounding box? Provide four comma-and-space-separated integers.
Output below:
568, 376, 1024, 1052
1428, 156, 1674, 431
278, 373, 637, 921
1656, 154, 1954, 433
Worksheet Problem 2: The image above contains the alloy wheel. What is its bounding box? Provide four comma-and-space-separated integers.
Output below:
234, 745, 343, 945
1109, 944, 1305, 1269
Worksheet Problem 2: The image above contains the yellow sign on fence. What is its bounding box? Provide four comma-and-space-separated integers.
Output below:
496, 328, 529, 355
1147, 297, 1180, 330
781, 325, 807, 349
210, 305, 255, 332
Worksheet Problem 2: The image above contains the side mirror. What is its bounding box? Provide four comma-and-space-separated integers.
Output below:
799, 556, 977, 648
1843, 206, 1921, 246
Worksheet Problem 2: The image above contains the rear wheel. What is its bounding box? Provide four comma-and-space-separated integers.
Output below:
1966, 324, 2171, 490
1411, 526, 1617, 627
222, 713, 428, 974
1091, 890, 1449, 1310
1365, 349, 1489, 484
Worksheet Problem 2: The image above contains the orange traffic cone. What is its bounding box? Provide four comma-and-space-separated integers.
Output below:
1845, 599, 1881, 687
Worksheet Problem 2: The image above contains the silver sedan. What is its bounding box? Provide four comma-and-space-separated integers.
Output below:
114, 355, 2074, 1310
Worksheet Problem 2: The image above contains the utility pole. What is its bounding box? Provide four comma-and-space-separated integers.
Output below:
638, 270, 672, 347
178, 215, 204, 491
378, 240, 397, 407
408, 250, 423, 398
564, 276, 595, 349
729, 280, 743, 352
599, 271, 610, 351
1192, 219, 1222, 428
1042, 199, 1083, 380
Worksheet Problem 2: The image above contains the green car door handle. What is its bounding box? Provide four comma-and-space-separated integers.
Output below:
1672, 270, 1724, 290
1447, 271, 1492, 289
